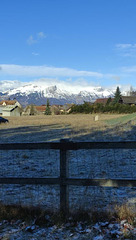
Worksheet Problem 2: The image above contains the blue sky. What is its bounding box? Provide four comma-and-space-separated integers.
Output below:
1, 0, 136, 91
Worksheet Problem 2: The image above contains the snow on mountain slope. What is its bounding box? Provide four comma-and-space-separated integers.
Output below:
7, 82, 113, 97
0, 80, 115, 106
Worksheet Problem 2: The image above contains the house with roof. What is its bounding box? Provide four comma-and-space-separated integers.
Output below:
34, 105, 61, 115
94, 96, 136, 106
0, 100, 22, 116
0, 100, 22, 108
22, 104, 39, 115
35, 105, 46, 114
119, 96, 136, 105
94, 98, 114, 105
22, 103, 74, 116
2, 106, 22, 117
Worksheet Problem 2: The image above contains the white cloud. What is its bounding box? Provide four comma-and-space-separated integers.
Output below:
0, 80, 25, 92
0, 64, 103, 78
116, 44, 133, 49
27, 35, 37, 45
0, 78, 131, 95
32, 52, 39, 56
37, 32, 46, 39
110, 75, 120, 81
121, 65, 136, 73
116, 43, 136, 57
27, 32, 46, 45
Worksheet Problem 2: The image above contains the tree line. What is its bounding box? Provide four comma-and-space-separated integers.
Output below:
69, 101, 136, 114
44, 86, 136, 115
69, 87, 136, 114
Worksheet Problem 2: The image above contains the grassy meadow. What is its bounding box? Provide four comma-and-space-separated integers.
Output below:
1, 113, 136, 142
0, 114, 136, 227
0, 113, 128, 129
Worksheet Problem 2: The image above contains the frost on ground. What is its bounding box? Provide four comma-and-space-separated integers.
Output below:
0, 119, 135, 239
0, 122, 135, 212
0, 121, 135, 211
0, 217, 136, 240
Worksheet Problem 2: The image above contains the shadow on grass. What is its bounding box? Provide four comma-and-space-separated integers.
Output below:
1, 119, 136, 143
0, 122, 135, 218
0, 124, 72, 143
71, 120, 136, 142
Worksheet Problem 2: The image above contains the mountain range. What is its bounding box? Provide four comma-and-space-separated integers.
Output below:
0, 81, 120, 106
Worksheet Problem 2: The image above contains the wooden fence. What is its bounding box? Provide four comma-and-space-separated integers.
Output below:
0, 139, 136, 217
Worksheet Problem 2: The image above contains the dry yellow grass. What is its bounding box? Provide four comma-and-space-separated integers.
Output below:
0, 113, 131, 141
0, 113, 126, 130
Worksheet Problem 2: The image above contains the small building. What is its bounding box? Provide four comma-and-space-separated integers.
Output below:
119, 96, 136, 105
35, 105, 46, 114
94, 98, 113, 105
59, 104, 74, 114
50, 105, 61, 115
2, 106, 22, 117
0, 100, 23, 116
35, 105, 61, 115
0, 100, 22, 108
22, 105, 39, 116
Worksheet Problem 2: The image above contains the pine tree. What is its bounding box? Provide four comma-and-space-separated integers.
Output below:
45, 99, 52, 115
113, 86, 121, 104
106, 97, 112, 105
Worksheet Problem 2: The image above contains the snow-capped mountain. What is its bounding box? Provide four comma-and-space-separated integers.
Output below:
0, 80, 116, 106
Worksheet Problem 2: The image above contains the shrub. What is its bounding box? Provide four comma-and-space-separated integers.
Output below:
69, 102, 136, 114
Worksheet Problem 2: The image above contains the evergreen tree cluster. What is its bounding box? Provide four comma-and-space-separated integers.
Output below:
70, 101, 136, 114
45, 99, 51, 115
113, 86, 121, 104
69, 87, 136, 114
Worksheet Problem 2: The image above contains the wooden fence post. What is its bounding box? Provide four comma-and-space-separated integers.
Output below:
60, 139, 69, 218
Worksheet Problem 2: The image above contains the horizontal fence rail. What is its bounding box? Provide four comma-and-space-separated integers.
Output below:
1, 141, 136, 150
0, 178, 135, 187
0, 139, 136, 217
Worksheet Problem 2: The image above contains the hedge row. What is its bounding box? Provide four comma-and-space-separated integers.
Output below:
69, 102, 136, 114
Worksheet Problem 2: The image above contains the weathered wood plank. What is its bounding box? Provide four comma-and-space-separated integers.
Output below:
0, 178, 135, 187
65, 178, 136, 187
60, 139, 69, 218
0, 142, 60, 150
1, 141, 136, 151
0, 178, 60, 185
67, 141, 136, 150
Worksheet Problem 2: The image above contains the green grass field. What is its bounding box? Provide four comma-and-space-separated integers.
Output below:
105, 112, 136, 125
